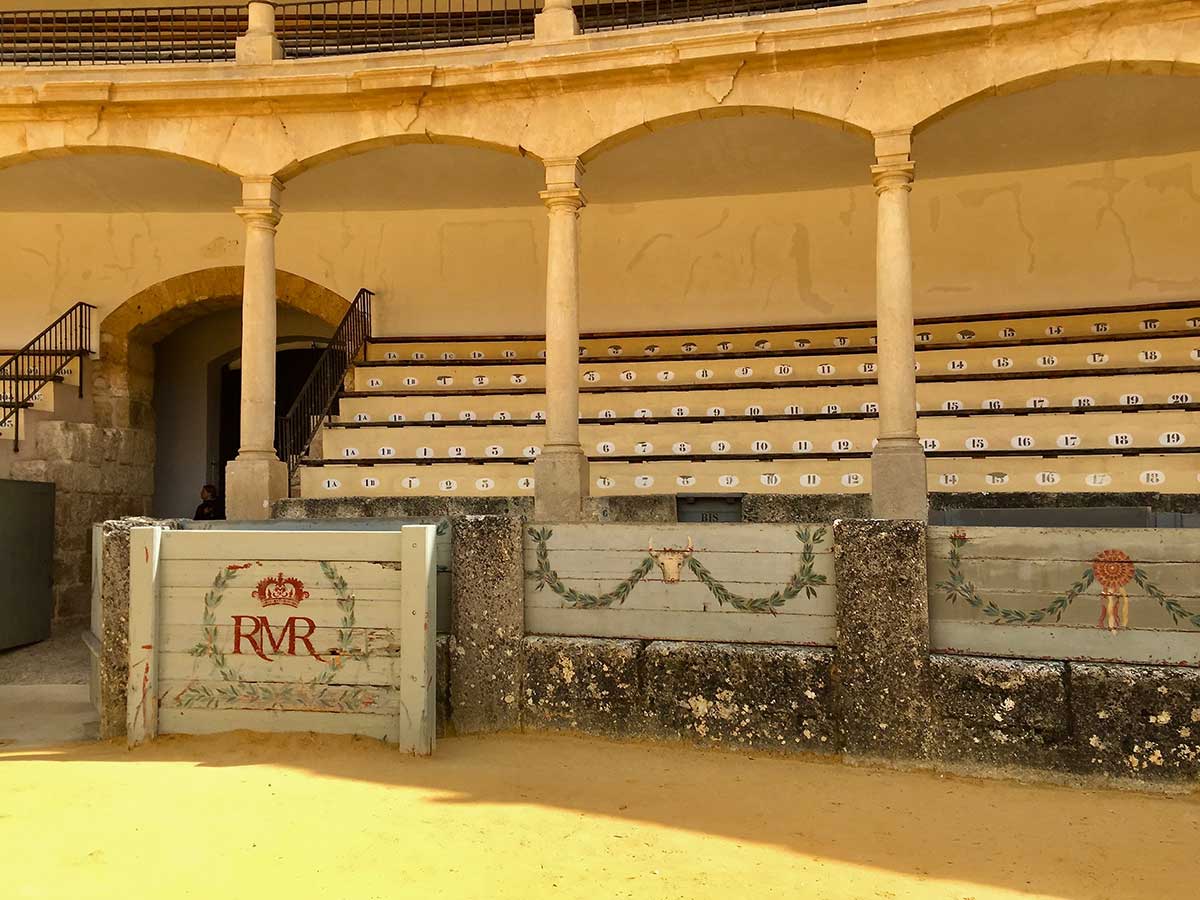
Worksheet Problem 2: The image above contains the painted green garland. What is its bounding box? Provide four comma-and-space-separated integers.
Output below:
176, 561, 378, 712
528, 526, 828, 614
936, 531, 1200, 629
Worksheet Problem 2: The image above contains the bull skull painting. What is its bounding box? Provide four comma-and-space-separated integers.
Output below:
648, 537, 694, 583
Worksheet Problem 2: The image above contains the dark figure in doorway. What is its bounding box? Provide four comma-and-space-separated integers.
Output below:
194, 484, 225, 521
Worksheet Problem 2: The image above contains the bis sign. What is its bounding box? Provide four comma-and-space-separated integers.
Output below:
126, 526, 437, 754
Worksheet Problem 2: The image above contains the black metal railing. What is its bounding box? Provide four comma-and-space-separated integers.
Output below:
0, 0, 867, 66
0, 6, 243, 66
0, 302, 95, 451
576, 0, 864, 31
276, 0, 536, 57
276, 287, 372, 483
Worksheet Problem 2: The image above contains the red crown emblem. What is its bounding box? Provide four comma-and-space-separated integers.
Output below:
252, 573, 309, 608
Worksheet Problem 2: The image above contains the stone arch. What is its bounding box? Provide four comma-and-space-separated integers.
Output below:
913, 60, 1200, 135
94, 267, 348, 431
0, 142, 239, 178
578, 105, 874, 166
275, 132, 541, 183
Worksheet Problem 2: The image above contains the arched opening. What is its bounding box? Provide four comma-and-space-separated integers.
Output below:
910, 71, 1200, 316
98, 267, 348, 517
580, 110, 875, 329
277, 139, 545, 335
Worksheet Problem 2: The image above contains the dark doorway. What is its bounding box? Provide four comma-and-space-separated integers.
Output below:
217, 346, 326, 497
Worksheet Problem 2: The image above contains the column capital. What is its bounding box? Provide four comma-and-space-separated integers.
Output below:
544, 157, 584, 191
236, 175, 283, 227
540, 186, 586, 211
871, 160, 915, 195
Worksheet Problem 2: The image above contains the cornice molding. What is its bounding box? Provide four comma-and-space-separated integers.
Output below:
0, 0, 1187, 112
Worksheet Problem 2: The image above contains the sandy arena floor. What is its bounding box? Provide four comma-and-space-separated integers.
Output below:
0, 731, 1196, 900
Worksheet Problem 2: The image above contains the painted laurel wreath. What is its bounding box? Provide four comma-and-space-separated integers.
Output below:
177, 561, 377, 712
528, 527, 828, 614
936, 531, 1200, 631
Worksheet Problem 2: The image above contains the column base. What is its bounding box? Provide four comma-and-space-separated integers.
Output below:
225, 455, 288, 520
235, 34, 283, 64
533, 7, 580, 41
871, 437, 928, 522
533, 446, 589, 523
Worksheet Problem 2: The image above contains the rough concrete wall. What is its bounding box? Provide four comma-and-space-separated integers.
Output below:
13, 422, 153, 624
276, 494, 675, 523
742, 494, 872, 523
930, 492, 1200, 515
929, 655, 1200, 780
929, 655, 1070, 771
97, 517, 165, 738
523, 636, 836, 753
449, 516, 525, 734
1068, 663, 1200, 779
831, 519, 932, 759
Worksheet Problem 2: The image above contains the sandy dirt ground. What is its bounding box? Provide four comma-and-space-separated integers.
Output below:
0, 731, 1196, 900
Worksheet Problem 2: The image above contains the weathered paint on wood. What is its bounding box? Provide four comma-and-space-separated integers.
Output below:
928, 526, 1200, 665
524, 523, 833, 645
127, 526, 438, 752
126, 526, 164, 745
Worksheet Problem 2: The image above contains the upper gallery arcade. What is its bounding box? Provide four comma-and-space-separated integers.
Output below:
1, 0, 1199, 556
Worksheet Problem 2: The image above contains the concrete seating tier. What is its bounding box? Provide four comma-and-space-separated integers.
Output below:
300, 453, 1200, 497
298, 301, 1200, 499
365, 300, 1200, 362
352, 335, 1198, 393
319, 408, 1196, 462
336, 371, 1200, 423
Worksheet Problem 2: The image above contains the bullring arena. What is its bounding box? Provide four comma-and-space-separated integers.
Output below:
0, 0, 1199, 897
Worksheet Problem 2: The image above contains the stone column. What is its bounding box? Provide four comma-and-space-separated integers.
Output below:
533, 159, 588, 522
870, 131, 928, 522
533, 0, 580, 40
225, 176, 287, 520
235, 1, 283, 64
831, 519, 931, 760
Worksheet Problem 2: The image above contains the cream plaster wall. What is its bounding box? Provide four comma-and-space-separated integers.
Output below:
1, 149, 1196, 347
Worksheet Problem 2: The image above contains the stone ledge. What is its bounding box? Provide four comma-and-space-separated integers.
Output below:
520, 635, 836, 752
644, 640, 836, 751
930, 654, 1069, 770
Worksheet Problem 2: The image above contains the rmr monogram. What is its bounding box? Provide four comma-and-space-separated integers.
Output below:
233, 573, 324, 662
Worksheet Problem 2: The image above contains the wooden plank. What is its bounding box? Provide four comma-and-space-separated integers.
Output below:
932, 621, 1200, 667
527, 607, 835, 645
158, 559, 405, 590
158, 588, 404, 628
524, 550, 833, 585
126, 526, 163, 748
928, 558, 1200, 601
158, 678, 402, 715
525, 578, 835, 615
398, 524, 437, 755
158, 651, 401, 687
522, 523, 830, 554
927, 526, 1200, 563
157, 623, 400, 655
158, 708, 396, 741
158, 529, 405, 562
928, 588, 1198, 631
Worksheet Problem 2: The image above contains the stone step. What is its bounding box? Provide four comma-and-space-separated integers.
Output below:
299, 451, 1200, 499
365, 299, 1200, 363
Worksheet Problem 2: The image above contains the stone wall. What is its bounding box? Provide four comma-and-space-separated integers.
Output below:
95, 512, 1200, 781
12, 422, 153, 625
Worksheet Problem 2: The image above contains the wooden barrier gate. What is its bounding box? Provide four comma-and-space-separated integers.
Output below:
126, 526, 437, 753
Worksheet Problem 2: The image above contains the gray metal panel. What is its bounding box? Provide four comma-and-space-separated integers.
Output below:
677, 495, 743, 523
0, 479, 55, 650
